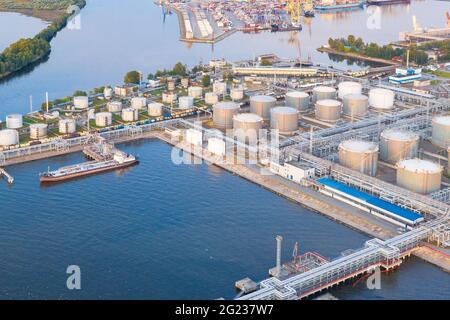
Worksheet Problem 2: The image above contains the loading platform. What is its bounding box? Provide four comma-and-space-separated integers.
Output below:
0, 167, 13, 184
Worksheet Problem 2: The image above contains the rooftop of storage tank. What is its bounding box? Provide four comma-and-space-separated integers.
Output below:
340, 140, 378, 152
286, 91, 309, 97
215, 102, 239, 109
343, 94, 368, 100
433, 116, 450, 126
234, 113, 263, 122
271, 106, 298, 114
381, 129, 419, 141
251, 95, 276, 102
397, 158, 442, 173
316, 99, 341, 106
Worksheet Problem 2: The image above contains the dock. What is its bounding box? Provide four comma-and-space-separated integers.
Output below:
0, 167, 13, 184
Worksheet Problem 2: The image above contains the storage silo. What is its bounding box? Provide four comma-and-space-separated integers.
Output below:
230, 88, 244, 101
107, 101, 123, 113
213, 82, 227, 95
315, 99, 342, 123
6, 114, 23, 129
162, 92, 177, 104
58, 119, 76, 134
396, 158, 442, 194
74, 96, 89, 109
233, 113, 263, 144
285, 91, 310, 112
131, 97, 147, 110
205, 92, 219, 105
122, 108, 138, 122
213, 102, 239, 129
179, 96, 194, 109
30, 123, 48, 140
431, 116, 450, 148
338, 81, 362, 99
104, 87, 113, 99
148, 103, 164, 117
188, 86, 203, 98
369, 88, 394, 110
338, 140, 379, 176
95, 112, 112, 127
342, 94, 368, 117
380, 129, 419, 164
250, 95, 276, 120
313, 86, 336, 102
270, 107, 299, 135
0, 129, 19, 146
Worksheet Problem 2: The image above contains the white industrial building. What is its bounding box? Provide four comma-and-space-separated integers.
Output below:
270, 161, 315, 184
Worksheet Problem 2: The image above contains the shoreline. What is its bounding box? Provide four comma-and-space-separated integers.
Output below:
317, 46, 401, 66
0, 8, 66, 21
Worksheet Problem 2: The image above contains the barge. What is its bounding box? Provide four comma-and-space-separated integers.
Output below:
367, 0, 410, 5
315, 0, 365, 11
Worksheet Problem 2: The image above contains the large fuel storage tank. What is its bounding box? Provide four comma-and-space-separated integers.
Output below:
188, 86, 203, 98
30, 123, 48, 140
338, 140, 379, 176
107, 101, 123, 113
58, 119, 76, 134
431, 116, 450, 148
315, 99, 342, 123
342, 94, 368, 117
270, 107, 299, 135
213, 82, 227, 95
233, 113, 263, 144
104, 87, 113, 99
380, 129, 419, 164
179, 96, 194, 109
313, 86, 336, 102
122, 108, 138, 122
213, 102, 239, 129
74, 96, 89, 109
0, 129, 19, 146
250, 95, 276, 120
230, 88, 244, 101
205, 92, 219, 105
95, 112, 112, 127
148, 103, 164, 117
285, 91, 310, 112
396, 158, 442, 194
369, 88, 394, 110
131, 97, 147, 110
162, 92, 177, 104
338, 81, 362, 99
6, 114, 23, 129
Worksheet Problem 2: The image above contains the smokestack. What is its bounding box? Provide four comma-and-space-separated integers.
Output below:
45, 92, 49, 113
276, 235, 283, 277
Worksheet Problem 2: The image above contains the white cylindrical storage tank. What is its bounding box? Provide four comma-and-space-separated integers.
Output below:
58, 119, 76, 134
338, 81, 362, 99
179, 96, 194, 109
148, 103, 164, 117
162, 92, 177, 104
338, 140, 379, 176
73, 96, 89, 109
250, 95, 276, 120
230, 88, 244, 101
313, 86, 336, 102
29, 123, 48, 140
205, 92, 219, 105
6, 114, 23, 129
270, 107, 299, 135
213, 82, 227, 95
315, 99, 342, 123
431, 116, 450, 148
0, 129, 19, 146
131, 97, 147, 110
233, 113, 263, 144
104, 87, 113, 99
213, 102, 240, 129
95, 112, 112, 127
188, 86, 203, 98
107, 101, 123, 113
369, 88, 394, 110
181, 78, 189, 88
285, 91, 310, 112
380, 129, 419, 164
342, 94, 369, 117
122, 107, 138, 122
396, 158, 442, 194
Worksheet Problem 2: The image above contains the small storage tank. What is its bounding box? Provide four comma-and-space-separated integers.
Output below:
285, 91, 310, 112
338, 140, 379, 176
0, 129, 19, 146
162, 92, 177, 104
122, 108, 138, 122
233, 113, 263, 143
338, 81, 362, 99
369, 88, 395, 110
270, 107, 299, 135
213, 102, 240, 129
380, 129, 419, 164
58, 119, 76, 134
181, 78, 189, 88
107, 101, 123, 113
396, 158, 442, 194
342, 94, 369, 117
315, 99, 342, 123
188, 86, 203, 98
74, 96, 89, 109
131, 97, 147, 110
104, 87, 113, 99
313, 86, 336, 102
6, 114, 23, 129
213, 82, 227, 95
30, 123, 48, 140
230, 88, 244, 101
179, 96, 194, 109
148, 103, 164, 117
205, 92, 219, 105
95, 112, 112, 127
250, 95, 276, 120
431, 116, 450, 148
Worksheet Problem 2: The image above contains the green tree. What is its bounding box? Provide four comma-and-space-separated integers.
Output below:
260, 59, 272, 66
202, 74, 211, 87
124, 70, 141, 84
172, 62, 187, 76
73, 90, 87, 96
